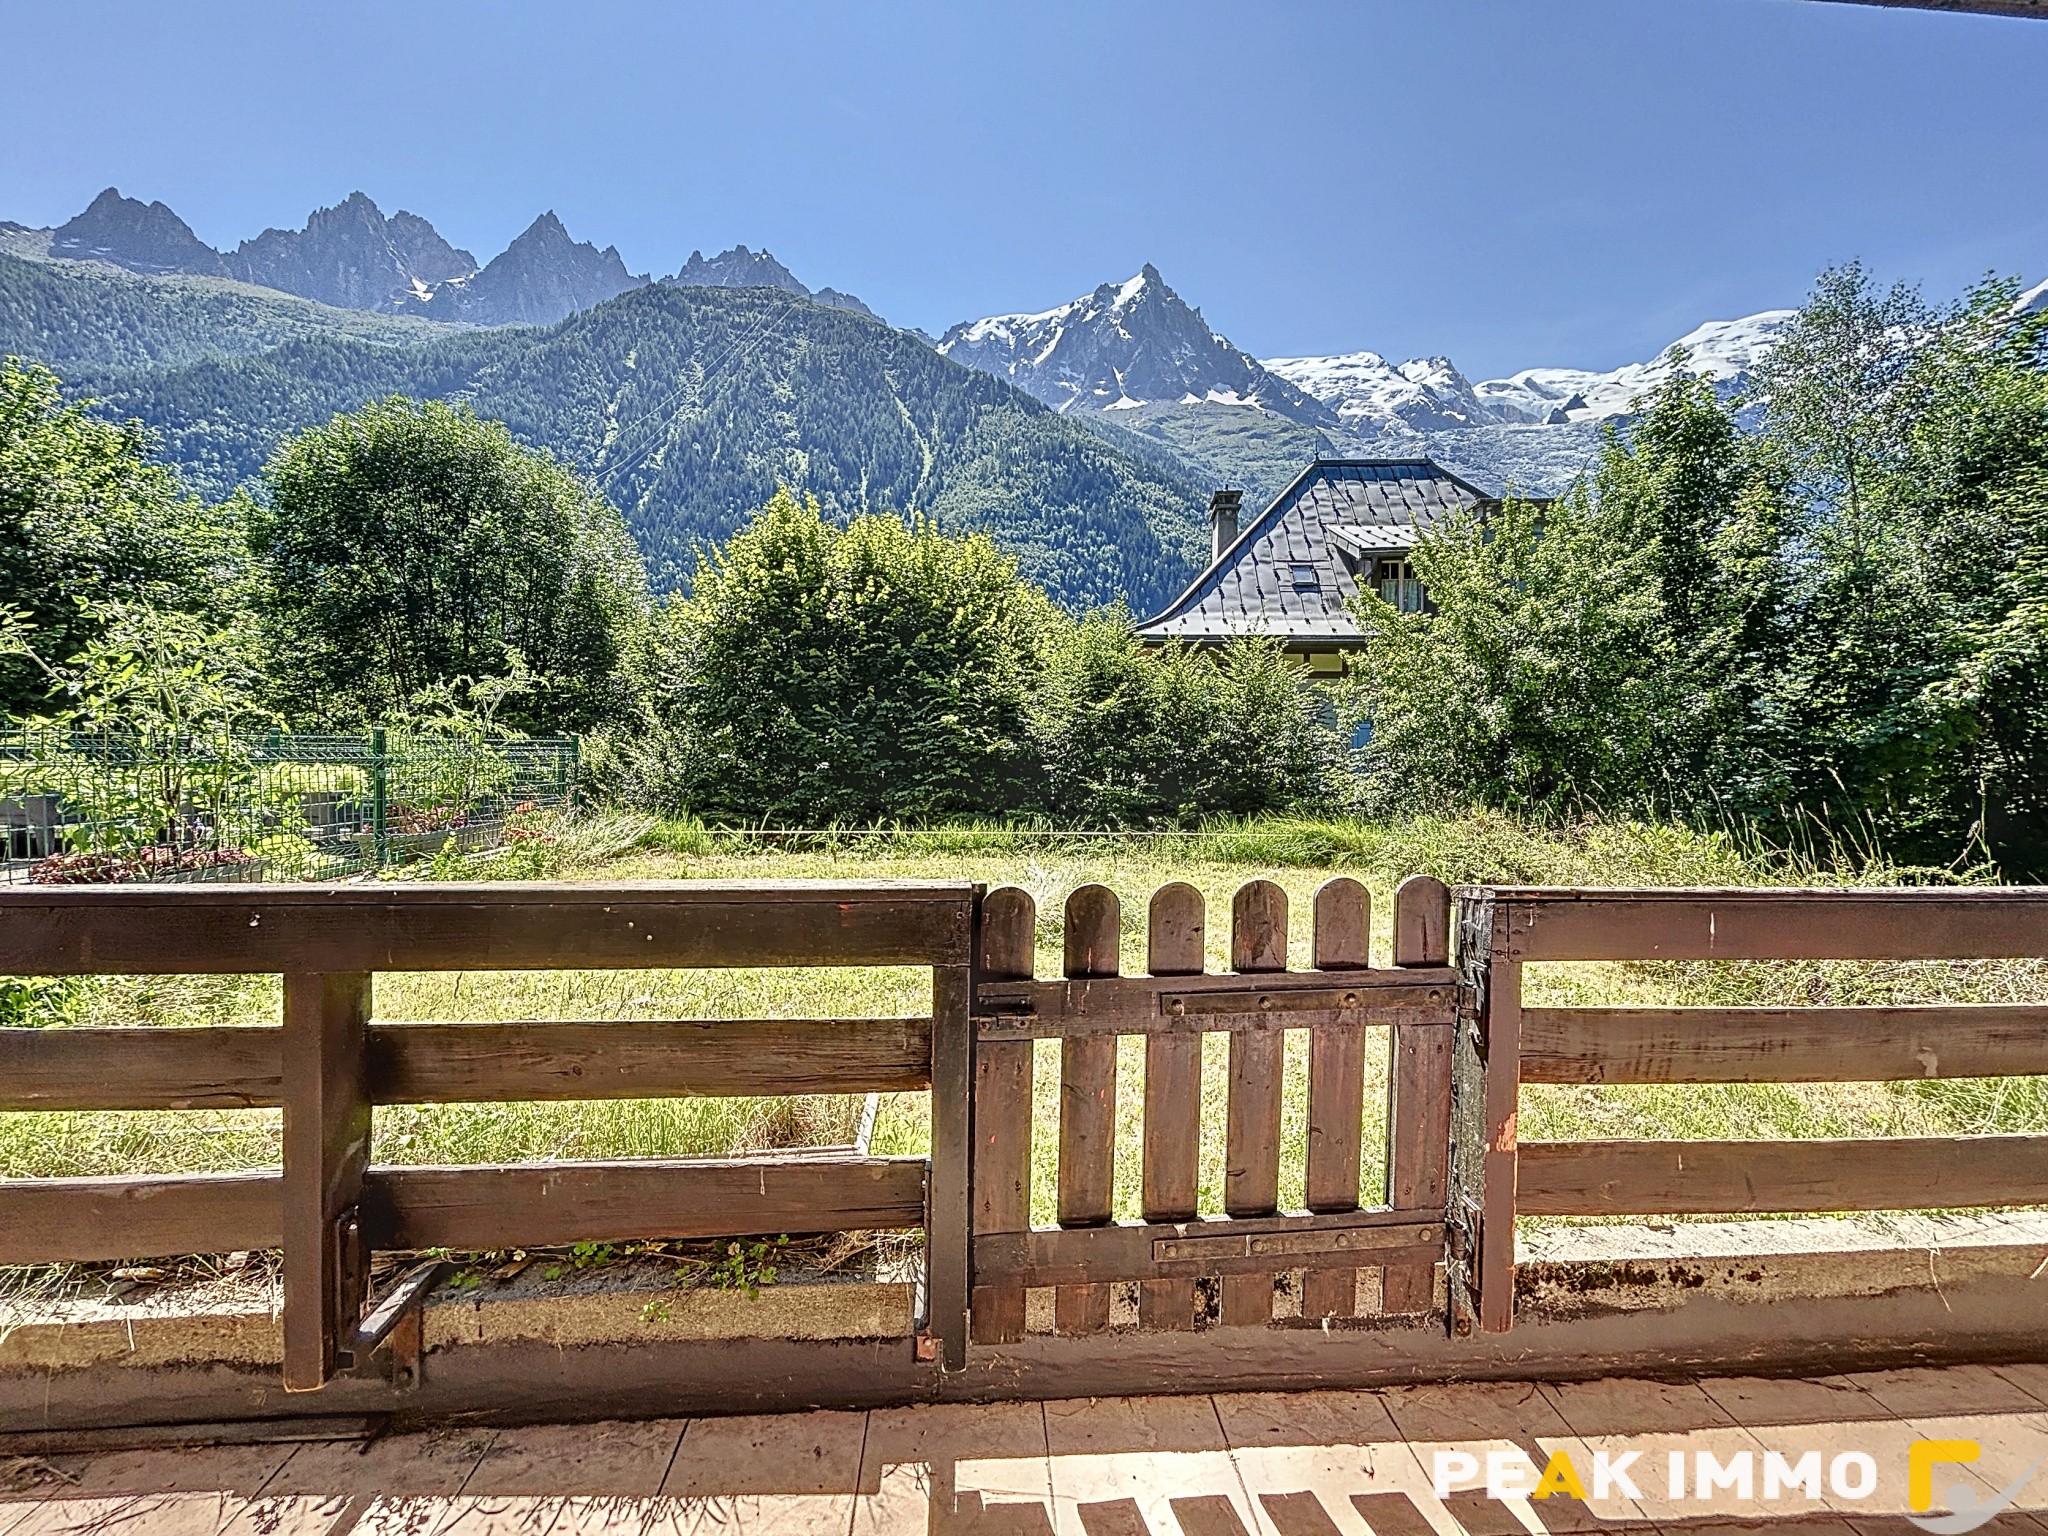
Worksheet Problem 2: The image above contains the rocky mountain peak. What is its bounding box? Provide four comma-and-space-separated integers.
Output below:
51, 187, 227, 277
228, 192, 477, 312
938, 265, 1330, 424
439, 212, 645, 326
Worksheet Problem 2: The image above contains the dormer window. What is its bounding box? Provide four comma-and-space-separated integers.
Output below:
1288, 564, 1321, 591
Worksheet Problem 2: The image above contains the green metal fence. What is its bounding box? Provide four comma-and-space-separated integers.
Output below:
0, 727, 578, 885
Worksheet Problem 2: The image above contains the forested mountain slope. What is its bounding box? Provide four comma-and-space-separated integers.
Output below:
82, 283, 1209, 609
0, 244, 464, 372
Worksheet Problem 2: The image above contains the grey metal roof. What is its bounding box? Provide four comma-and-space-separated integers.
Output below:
1137, 459, 1496, 645
1327, 522, 1418, 556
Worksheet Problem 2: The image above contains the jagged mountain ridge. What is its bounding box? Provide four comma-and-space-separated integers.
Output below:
229, 191, 478, 312
427, 212, 643, 325
936, 265, 1331, 425
22, 187, 874, 330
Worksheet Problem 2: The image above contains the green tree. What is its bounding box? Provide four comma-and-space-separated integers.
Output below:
1347, 265, 2048, 877
1747, 271, 2048, 869
651, 490, 1050, 821
251, 396, 651, 732
0, 357, 237, 718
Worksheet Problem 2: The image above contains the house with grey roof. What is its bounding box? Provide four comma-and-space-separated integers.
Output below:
1135, 458, 1518, 675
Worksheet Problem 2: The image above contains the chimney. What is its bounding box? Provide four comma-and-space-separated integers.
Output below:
1209, 488, 1243, 564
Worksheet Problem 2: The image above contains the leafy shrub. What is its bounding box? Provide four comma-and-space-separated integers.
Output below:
607, 491, 1349, 826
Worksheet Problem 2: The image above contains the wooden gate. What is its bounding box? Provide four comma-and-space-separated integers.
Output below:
966, 874, 1461, 1340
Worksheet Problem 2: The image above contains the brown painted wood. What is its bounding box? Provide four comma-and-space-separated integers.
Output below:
1519, 1004, 2048, 1084
0, 1170, 281, 1264
1313, 878, 1373, 971
1394, 876, 1452, 967
1223, 880, 1288, 1326
0, 1416, 385, 1456
1517, 1134, 2048, 1215
0, 1026, 282, 1110
1493, 888, 2048, 963
0, 1016, 935, 1112
975, 970, 1454, 1038
1444, 894, 1492, 1336
1306, 878, 1370, 1319
970, 886, 1035, 1346
1056, 885, 1121, 1336
972, 1214, 1442, 1287
0, 881, 977, 973
1141, 882, 1205, 1331
1232, 879, 1290, 973
928, 959, 975, 1371
1390, 877, 1453, 1316
361, 1155, 928, 1249
16, 1263, 2048, 1431
281, 971, 371, 1393
371, 1017, 934, 1101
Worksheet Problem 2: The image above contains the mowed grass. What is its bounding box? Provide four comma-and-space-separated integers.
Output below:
4, 810, 2045, 1227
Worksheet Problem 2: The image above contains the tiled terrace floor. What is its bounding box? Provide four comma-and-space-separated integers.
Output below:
5, 1363, 2048, 1536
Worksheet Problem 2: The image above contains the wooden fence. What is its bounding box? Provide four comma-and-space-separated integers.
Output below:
1452, 886, 2048, 1335
2, 878, 2046, 1404
0, 881, 977, 1386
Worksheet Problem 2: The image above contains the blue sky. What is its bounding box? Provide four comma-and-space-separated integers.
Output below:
4, 0, 2044, 378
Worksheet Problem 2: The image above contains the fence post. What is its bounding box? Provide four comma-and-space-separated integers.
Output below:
1054, 885, 1121, 1336
970, 887, 1036, 1346
564, 736, 580, 809
1386, 874, 1454, 1316
1221, 879, 1288, 1326
1303, 876, 1370, 1321
281, 971, 372, 1391
925, 885, 979, 1372
1446, 889, 1521, 1336
369, 727, 389, 870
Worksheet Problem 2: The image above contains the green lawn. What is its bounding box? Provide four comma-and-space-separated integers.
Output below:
5, 811, 2044, 1229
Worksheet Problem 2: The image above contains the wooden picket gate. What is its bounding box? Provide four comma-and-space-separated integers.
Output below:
966, 874, 1463, 1340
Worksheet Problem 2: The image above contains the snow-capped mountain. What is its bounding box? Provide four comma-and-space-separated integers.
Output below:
1472, 311, 1795, 424
1262, 351, 1498, 432
1271, 311, 1795, 433
2019, 277, 2048, 316
937, 265, 1331, 425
